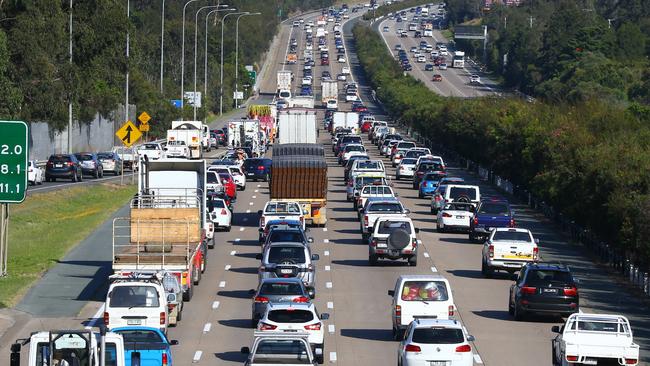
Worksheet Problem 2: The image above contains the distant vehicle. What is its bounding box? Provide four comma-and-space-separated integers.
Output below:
424, 63, 434, 71
436, 202, 474, 232
98, 152, 123, 175
368, 217, 419, 266
45, 153, 82, 182
165, 140, 191, 159
469, 198, 515, 242
432, 74, 443, 82
470, 74, 481, 84
75, 152, 104, 178
27, 160, 43, 185
439, 63, 448, 70
383, 26, 389, 32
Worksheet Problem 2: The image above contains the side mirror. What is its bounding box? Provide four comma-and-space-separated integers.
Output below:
466, 335, 475, 342
308, 237, 314, 243
257, 210, 263, 215
248, 289, 256, 295
255, 254, 262, 260
258, 228, 263, 232
308, 288, 316, 299
170, 340, 179, 345
551, 326, 561, 334
10, 343, 20, 366
404, 209, 410, 214
387, 290, 395, 296
311, 254, 320, 261
535, 238, 540, 244
241, 347, 250, 354
166, 293, 177, 303
414, 228, 420, 233
303, 209, 309, 215
394, 192, 399, 197
320, 313, 330, 320
354, 192, 360, 197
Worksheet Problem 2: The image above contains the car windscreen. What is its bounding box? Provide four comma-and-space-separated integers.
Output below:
116, 329, 164, 343
109, 286, 160, 307
424, 173, 445, 181
344, 145, 365, 152
268, 309, 315, 323
492, 231, 531, 242
368, 202, 402, 212
268, 246, 306, 263
478, 203, 509, 215
378, 220, 412, 234
449, 187, 477, 200
401, 281, 449, 301
252, 340, 311, 364
356, 177, 385, 188
412, 328, 464, 344
268, 231, 305, 243
259, 282, 304, 296
525, 270, 573, 286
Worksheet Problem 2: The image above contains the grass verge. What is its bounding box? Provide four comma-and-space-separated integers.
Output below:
0, 183, 136, 308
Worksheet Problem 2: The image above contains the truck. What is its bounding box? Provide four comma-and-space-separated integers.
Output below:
166, 121, 205, 159
277, 109, 317, 144
10, 329, 125, 366
452, 51, 465, 68
271, 144, 328, 226
137, 142, 164, 160
423, 23, 433, 37
286, 53, 298, 65
248, 104, 276, 145
321, 80, 338, 107
227, 119, 265, 157
481, 228, 539, 277
552, 313, 640, 366
289, 96, 315, 109
331, 111, 359, 132
112, 146, 138, 171
277, 71, 293, 100
113, 159, 208, 302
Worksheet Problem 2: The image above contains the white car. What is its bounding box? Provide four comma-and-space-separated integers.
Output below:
28, 160, 44, 185
326, 99, 338, 110
345, 92, 358, 102
439, 63, 448, 70
398, 318, 474, 366
469, 74, 481, 84
430, 50, 439, 57
337, 73, 347, 81
337, 55, 346, 63
481, 228, 539, 276
227, 165, 246, 190
302, 77, 312, 86
417, 55, 426, 63
439, 49, 448, 56
306, 43, 313, 50
206, 171, 224, 194
436, 202, 474, 231
257, 302, 329, 364
341, 66, 351, 75
396, 158, 417, 180
209, 197, 232, 231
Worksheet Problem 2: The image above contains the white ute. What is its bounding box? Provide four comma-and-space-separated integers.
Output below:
552, 313, 639, 366
481, 228, 539, 277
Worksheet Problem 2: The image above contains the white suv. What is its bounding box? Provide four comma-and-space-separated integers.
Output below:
398, 318, 474, 366
368, 217, 419, 266
257, 302, 329, 364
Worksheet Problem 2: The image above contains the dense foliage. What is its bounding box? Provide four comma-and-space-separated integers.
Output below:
353, 23, 650, 264
0, 0, 333, 135
444, 0, 650, 106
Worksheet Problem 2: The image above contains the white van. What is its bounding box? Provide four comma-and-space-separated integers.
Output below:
388, 274, 456, 339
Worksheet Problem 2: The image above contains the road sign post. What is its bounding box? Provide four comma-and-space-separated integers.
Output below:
0, 120, 29, 276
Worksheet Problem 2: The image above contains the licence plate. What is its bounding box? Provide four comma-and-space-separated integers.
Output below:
430, 362, 448, 366
377, 243, 387, 248
542, 288, 558, 294
247, 173, 254, 175
456, 215, 464, 219
280, 269, 293, 274
55, 164, 63, 168
127, 319, 142, 325
503, 254, 532, 259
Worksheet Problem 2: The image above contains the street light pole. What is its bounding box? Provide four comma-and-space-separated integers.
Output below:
68, 0, 73, 154
125, 0, 130, 125
220, 11, 246, 115
181, 0, 200, 111
160, 0, 165, 93
234, 12, 260, 109
194, 4, 227, 121
205, 8, 235, 100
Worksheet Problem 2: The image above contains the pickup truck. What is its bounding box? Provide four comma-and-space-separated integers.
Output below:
355, 184, 396, 211
112, 146, 138, 171
165, 140, 190, 159
241, 332, 319, 366
469, 198, 516, 242
113, 326, 179, 366
137, 142, 164, 160
481, 228, 538, 277
360, 198, 410, 240
551, 313, 639, 366
258, 200, 306, 231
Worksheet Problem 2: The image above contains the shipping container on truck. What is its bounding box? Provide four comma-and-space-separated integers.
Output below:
321, 80, 338, 106
277, 109, 318, 144
112, 159, 208, 302
270, 144, 328, 226
289, 96, 315, 109
248, 104, 276, 144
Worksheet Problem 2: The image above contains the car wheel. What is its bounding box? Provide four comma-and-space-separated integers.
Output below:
226, 225, 231, 232
412, 183, 417, 189
469, 233, 476, 243
251, 317, 259, 329
395, 174, 400, 180
51, 177, 56, 182
368, 254, 378, 266
481, 260, 493, 278
408, 256, 417, 267
94, 169, 99, 179
508, 297, 515, 315
241, 184, 246, 191
418, 192, 424, 199
514, 302, 525, 321
192, 263, 201, 285
436, 223, 443, 233
183, 285, 193, 302
78, 171, 83, 182
71, 172, 77, 182
208, 237, 215, 249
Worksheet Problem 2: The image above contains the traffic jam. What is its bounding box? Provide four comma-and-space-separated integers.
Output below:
8, 3, 643, 366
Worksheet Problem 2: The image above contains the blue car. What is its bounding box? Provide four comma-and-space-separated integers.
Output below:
113, 327, 177, 366
300, 86, 313, 96
259, 218, 303, 243
469, 198, 516, 242
419, 171, 446, 198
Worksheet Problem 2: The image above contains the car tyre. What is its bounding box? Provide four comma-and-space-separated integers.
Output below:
368, 254, 378, 266
418, 192, 424, 199
183, 285, 193, 302
192, 263, 201, 285
408, 256, 417, 267
514, 302, 525, 321
226, 225, 231, 232
481, 260, 493, 278
436, 224, 443, 233
71, 172, 78, 182
94, 169, 99, 179
508, 297, 515, 315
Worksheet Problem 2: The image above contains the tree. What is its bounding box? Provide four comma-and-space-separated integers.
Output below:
616, 21, 647, 60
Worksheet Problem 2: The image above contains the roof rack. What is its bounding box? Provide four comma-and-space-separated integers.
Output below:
109, 271, 166, 284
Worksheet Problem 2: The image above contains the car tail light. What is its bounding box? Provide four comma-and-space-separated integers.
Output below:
363, 215, 368, 227
304, 322, 322, 331
46, 161, 53, 167
162, 352, 168, 366
370, 238, 378, 247
260, 217, 265, 227
67, 162, 75, 166
181, 272, 188, 285
160, 312, 166, 325
221, 208, 227, 215
412, 239, 417, 248
566, 355, 579, 362
422, 182, 428, 187
404, 344, 421, 352
488, 245, 494, 258
442, 212, 452, 218
395, 305, 401, 317
254, 296, 269, 303
533, 247, 539, 261
509, 218, 516, 227
293, 296, 310, 303
455, 344, 471, 353
448, 305, 454, 317
521, 286, 537, 295
624, 358, 638, 365
563, 286, 578, 296
259, 322, 277, 330
103, 312, 109, 326
257, 165, 265, 170
473, 216, 479, 226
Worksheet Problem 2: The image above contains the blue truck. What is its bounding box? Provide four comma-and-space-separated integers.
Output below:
468, 198, 516, 242
112, 327, 178, 366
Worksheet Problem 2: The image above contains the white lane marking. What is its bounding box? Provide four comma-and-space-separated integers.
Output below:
212, 301, 220, 309
323, 239, 329, 243
424, 252, 430, 258
85, 304, 105, 329
323, 228, 328, 232
257, 184, 261, 187
203, 322, 212, 333
431, 266, 438, 272
246, 209, 251, 213
230, 250, 237, 256
254, 189, 259, 193
473, 354, 483, 364
329, 352, 337, 362
326, 282, 333, 289
324, 250, 330, 256
240, 227, 245, 231
327, 301, 334, 309
29, 173, 135, 193
325, 265, 331, 271
328, 324, 335, 334
219, 281, 226, 288
249, 202, 254, 206
235, 238, 241, 242
193, 350, 202, 363
225, 264, 231, 271
252, 195, 257, 199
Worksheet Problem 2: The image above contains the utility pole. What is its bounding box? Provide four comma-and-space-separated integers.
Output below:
529, 16, 533, 29
68, 0, 73, 154
160, 0, 165, 93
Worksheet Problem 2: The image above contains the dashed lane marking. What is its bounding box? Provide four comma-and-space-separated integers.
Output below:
219, 281, 226, 288
326, 282, 333, 289
254, 189, 259, 193
212, 301, 220, 309
257, 184, 261, 187
431, 266, 438, 272
240, 227, 245, 231
329, 352, 337, 362
474, 354, 483, 364
203, 323, 212, 333
323, 228, 328, 232
327, 301, 333, 309
225, 265, 231, 271
252, 195, 257, 199
249, 202, 254, 206
424, 252, 430, 258
328, 324, 335, 334
325, 265, 331, 271
193, 351, 202, 363
230, 250, 237, 256
324, 250, 330, 256
85, 305, 105, 330
323, 239, 329, 243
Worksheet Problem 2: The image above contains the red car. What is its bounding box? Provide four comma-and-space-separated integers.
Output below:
321, 58, 329, 66
361, 121, 373, 133
352, 104, 368, 113
432, 74, 443, 82
219, 173, 237, 200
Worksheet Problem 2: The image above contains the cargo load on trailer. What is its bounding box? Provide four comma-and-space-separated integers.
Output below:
227, 119, 265, 157
248, 105, 276, 145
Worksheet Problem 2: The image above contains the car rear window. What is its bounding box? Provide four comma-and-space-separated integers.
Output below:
398, 142, 416, 149
142, 144, 159, 150
357, 161, 380, 170
268, 310, 315, 323
478, 203, 509, 215
378, 220, 412, 234
406, 151, 425, 159
449, 187, 477, 200
342, 136, 362, 144
260, 282, 304, 296
401, 158, 417, 165
368, 202, 403, 212
525, 270, 573, 286
116, 329, 164, 343
493, 231, 531, 242
412, 328, 464, 344
252, 340, 310, 364
269, 231, 304, 243
207, 172, 219, 184
50, 155, 71, 163
98, 153, 113, 159
444, 203, 473, 212
345, 145, 365, 152
401, 281, 449, 301
268, 246, 306, 263
424, 173, 445, 181
109, 285, 160, 308
209, 199, 225, 209
418, 162, 443, 171
76, 154, 94, 161
265, 202, 301, 214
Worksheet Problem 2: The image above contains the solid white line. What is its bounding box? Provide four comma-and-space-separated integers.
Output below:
85, 304, 105, 330
203, 322, 212, 333
473, 354, 483, 364
225, 264, 231, 271
212, 301, 220, 309
230, 250, 237, 256
323, 239, 330, 243
423, 252, 430, 258
329, 352, 337, 362
328, 324, 335, 334
327, 301, 334, 309
431, 266, 438, 272
326, 282, 332, 289
219, 281, 226, 288
193, 350, 203, 363
324, 250, 330, 256
325, 265, 331, 271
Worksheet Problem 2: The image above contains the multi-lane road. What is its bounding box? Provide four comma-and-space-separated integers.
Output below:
1, 5, 649, 366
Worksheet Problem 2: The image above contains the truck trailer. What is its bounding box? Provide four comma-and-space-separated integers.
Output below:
277, 109, 318, 144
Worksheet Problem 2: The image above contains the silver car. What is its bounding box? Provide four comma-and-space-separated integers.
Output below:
249, 278, 312, 327
257, 242, 318, 294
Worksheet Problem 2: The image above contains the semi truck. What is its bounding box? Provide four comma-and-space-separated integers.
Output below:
166, 121, 208, 159
452, 51, 465, 68
227, 119, 265, 157
271, 144, 328, 226
321, 80, 338, 107
289, 96, 315, 109
112, 159, 208, 302
277, 109, 317, 144
423, 23, 433, 37
331, 111, 359, 133
277, 71, 293, 100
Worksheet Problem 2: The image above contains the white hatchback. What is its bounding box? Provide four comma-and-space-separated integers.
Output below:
209, 197, 232, 231
436, 202, 474, 232
398, 318, 474, 366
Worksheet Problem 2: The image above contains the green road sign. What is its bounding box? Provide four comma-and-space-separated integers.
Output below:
0, 121, 29, 203
248, 70, 257, 82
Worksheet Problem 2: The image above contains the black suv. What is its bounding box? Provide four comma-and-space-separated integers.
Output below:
508, 263, 579, 321
45, 154, 82, 182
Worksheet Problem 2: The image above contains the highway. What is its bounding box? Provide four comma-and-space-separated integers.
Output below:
1, 4, 649, 366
